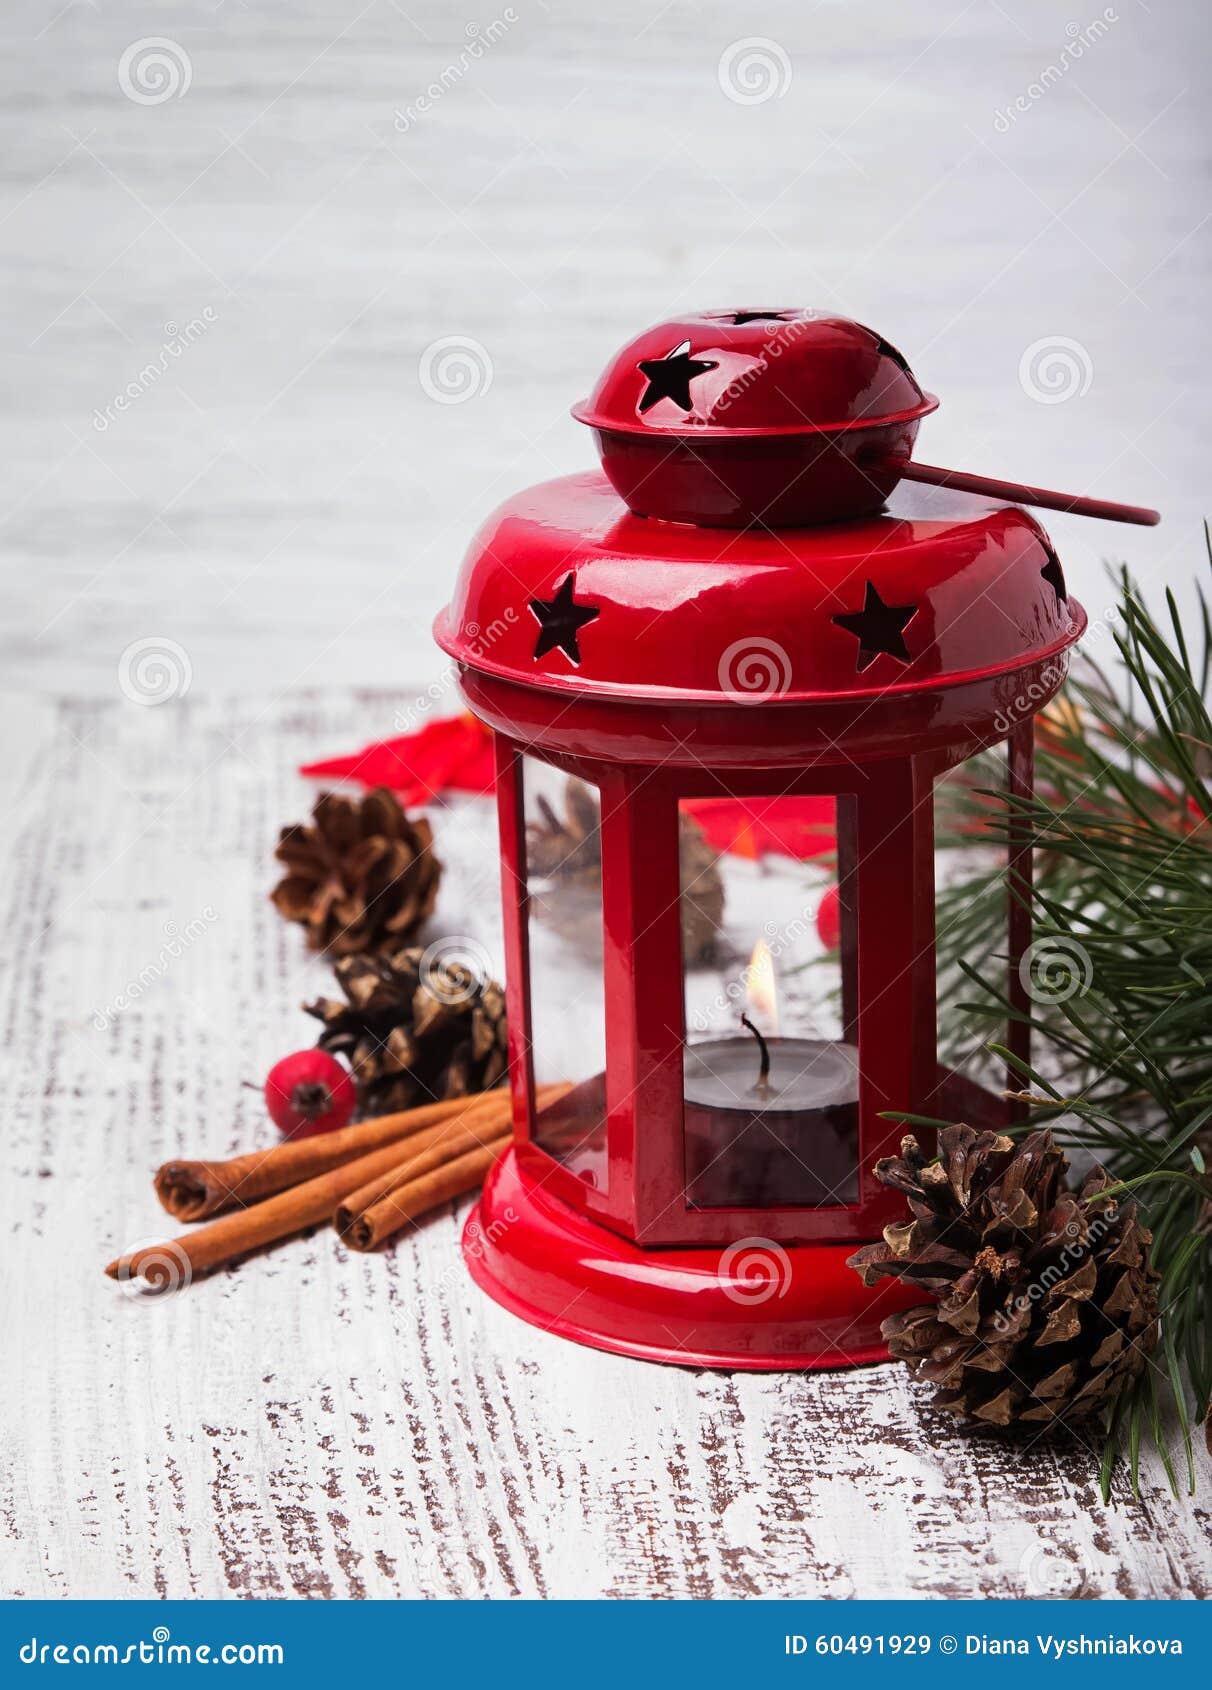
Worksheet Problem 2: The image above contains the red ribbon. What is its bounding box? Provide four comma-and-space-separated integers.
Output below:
301, 715, 838, 864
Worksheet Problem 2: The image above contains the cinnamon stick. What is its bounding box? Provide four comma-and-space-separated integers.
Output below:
106, 1131, 461, 1287
154, 1090, 512, 1221
339, 1140, 509, 1253
335, 1118, 512, 1244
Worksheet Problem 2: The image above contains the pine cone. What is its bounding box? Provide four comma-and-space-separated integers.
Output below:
526, 777, 724, 965
305, 944, 507, 1113
271, 788, 441, 957
848, 1126, 1159, 1428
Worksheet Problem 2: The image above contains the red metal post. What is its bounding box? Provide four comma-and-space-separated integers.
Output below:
853, 756, 939, 1202
492, 734, 534, 1142
598, 772, 684, 1245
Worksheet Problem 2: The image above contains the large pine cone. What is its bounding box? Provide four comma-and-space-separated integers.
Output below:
271, 788, 441, 957
306, 945, 507, 1113
526, 777, 724, 965
848, 1126, 1159, 1428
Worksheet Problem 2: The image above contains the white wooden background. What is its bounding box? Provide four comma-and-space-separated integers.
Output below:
3, 0, 1211, 1600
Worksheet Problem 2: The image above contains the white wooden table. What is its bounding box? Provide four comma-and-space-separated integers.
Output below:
2, 692, 1209, 1600
3, 0, 1211, 1600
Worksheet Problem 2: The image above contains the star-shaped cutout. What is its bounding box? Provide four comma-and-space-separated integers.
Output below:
529, 573, 601, 665
1040, 552, 1068, 606
729, 310, 792, 326
636, 339, 719, 414
832, 581, 918, 673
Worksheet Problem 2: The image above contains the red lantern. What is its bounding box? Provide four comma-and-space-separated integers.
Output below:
433, 311, 1141, 1371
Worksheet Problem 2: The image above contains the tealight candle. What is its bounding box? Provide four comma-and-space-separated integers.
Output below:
683, 1017, 859, 1208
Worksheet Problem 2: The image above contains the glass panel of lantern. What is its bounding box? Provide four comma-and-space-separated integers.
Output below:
520, 753, 609, 1192
678, 795, 860, 1211
934, 754, 1006, 1101
929, 731, 1034, 1132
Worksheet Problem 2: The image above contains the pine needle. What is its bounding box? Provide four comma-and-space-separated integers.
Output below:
935, 552, 1212, 1499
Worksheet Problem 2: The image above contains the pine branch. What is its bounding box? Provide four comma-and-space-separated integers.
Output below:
935, 535, 1212, 1497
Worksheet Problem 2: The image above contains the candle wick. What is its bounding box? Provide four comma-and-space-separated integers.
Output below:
740, 1013, 772, 1095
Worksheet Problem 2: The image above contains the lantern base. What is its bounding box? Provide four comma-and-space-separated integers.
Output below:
462, 1147, 922, 1371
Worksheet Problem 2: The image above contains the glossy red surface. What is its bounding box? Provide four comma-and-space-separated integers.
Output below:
572, 310, 937, 525
455, 656, 1072, 769
434, 472, 1084, 710
588, 417, 921, 525
463, 1147, 924, 1370
573, 310, 936, 436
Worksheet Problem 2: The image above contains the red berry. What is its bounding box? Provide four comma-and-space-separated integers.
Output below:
816, 883, 841, 951
264, 1049, 356, 1138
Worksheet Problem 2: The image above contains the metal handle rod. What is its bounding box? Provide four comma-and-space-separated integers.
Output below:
893, 459, 1160, 526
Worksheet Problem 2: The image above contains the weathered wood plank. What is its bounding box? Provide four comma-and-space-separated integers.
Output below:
2, 692, 1208, 1601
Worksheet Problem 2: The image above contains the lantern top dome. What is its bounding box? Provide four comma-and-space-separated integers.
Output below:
564, 307, 1158, 530
571, 310, 937, 438
569, 308, 940, 525
434, 472, 1083, 715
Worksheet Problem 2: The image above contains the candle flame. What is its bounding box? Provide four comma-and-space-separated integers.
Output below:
746, 937, 779, 1034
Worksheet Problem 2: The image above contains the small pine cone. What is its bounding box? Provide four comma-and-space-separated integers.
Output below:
271, 788, 441, 957
305, 944, 507, 1114
526, 776, 724, 965
847, 1126, 1160, 1429
677, 811, 726, 967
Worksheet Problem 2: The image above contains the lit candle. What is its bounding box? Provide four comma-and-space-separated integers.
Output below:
683, 940, 859, 1208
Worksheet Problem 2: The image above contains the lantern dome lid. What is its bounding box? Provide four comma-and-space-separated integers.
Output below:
434, 472, 1083, 708
571, 310, 938, 438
